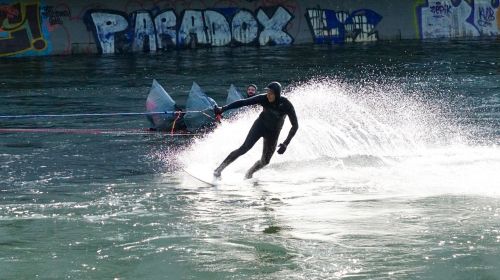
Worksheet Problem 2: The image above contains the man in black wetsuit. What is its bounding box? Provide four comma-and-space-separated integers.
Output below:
213, 81, 299, 179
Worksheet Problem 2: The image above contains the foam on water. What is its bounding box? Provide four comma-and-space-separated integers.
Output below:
181, 79, 500, 197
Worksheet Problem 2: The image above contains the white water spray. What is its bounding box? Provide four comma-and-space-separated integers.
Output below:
180, 79, 500, 197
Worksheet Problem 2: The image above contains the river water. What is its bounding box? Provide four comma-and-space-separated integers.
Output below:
1, 41, 499, 279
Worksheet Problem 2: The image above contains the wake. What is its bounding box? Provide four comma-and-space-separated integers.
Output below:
178, 79, 500, 197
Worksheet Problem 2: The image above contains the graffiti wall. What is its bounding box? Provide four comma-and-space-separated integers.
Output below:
417, 0, 500, 38
0, 1, 50, 57
305, 8, 383, 44
83, 6, 294, 54
0, 0, 499, 57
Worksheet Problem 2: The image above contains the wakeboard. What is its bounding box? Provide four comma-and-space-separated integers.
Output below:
183, 168, 220, 186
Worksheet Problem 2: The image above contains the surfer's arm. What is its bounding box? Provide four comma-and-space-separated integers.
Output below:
283, 101, 298, 146
222, 95, 264, 112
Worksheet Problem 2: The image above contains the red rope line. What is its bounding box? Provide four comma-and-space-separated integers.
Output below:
170, 111, 182, 135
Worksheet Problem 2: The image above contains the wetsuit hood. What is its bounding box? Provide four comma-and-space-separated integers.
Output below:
266, 81, 282, 102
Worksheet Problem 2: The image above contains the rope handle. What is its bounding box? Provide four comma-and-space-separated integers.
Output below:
170, 111, 183, 135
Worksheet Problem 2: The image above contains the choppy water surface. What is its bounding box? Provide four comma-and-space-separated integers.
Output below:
1, 41, 499, 279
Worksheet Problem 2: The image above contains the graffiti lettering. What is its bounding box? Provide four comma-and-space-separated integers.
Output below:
478, 7, 495, 27
231, 10, 258, 44
204, 10, 232, 46
474, 0, 499, 35
86, 11, 128, 54
84, 6, 293, 54
430, 2, 452, 18
418, 0, 499, 38
257, 7, 293, 45
41, 6, 71, 25
0, 5, 19, 20
132, 11, 157, 52
0, 2, 48, 57
154, 10, 176, 49
306, 8, 382, 44
178, 10, 207, 46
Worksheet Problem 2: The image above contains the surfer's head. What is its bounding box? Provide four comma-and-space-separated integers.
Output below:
247, 84, 257, 97
266, 81, 281, 103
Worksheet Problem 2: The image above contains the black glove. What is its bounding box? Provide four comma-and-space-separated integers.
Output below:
277, 143, 287, 154
213, 105, 223, 115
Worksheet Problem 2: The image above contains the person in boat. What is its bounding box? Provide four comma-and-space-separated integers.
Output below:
246, 84, 257, 98
213, 81, 298, 179
148, 82, 257, 133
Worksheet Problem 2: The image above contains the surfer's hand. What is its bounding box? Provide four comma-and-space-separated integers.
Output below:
277, 143, 287, 154
214, 105, 223, 115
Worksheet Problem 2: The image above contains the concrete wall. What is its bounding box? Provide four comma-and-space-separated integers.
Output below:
1, 0, 499, 57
